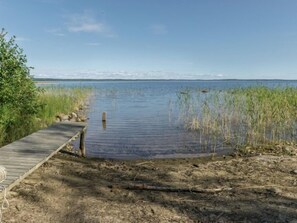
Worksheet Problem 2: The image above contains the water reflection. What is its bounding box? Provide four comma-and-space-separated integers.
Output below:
102, 121, 107, 130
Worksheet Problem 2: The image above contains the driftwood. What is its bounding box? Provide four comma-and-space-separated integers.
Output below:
135, 161, 153, 166
109, 183, 288, 195
109, 183, 233, 193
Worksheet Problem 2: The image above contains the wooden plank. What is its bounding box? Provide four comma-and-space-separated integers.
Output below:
4, 164, 33, 169
0, 122, 87, 192
0, 156, 46, 161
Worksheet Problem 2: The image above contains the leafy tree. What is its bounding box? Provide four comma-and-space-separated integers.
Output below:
0, 29, 40, 143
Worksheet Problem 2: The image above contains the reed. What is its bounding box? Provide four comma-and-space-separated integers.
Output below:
178, 86, 297, 150
0, 87, 91, 146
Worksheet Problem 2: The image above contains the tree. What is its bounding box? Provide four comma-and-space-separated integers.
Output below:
0, 29, 40, 143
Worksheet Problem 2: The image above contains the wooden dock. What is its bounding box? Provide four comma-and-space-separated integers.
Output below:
0, 122, 87, 192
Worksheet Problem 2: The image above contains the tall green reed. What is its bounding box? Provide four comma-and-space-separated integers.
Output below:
177, 86, 297, 149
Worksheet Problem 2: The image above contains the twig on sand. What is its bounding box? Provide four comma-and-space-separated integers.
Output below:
133, 173, 139, 181
109, 183, 288, 194
109, 184, 233, 193
135, 161, 153, 166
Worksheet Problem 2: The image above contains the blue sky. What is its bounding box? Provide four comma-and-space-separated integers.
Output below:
1, 0, 297, 79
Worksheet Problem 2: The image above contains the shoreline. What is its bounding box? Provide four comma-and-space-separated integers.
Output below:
34, 81, 58, 84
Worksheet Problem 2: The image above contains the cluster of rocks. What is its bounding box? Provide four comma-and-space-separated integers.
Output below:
55, 105, 88, 123
238, 143, 297, 157
283, 145, 297, 156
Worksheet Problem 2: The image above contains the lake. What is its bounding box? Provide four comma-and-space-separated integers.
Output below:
48, 80, 297, 159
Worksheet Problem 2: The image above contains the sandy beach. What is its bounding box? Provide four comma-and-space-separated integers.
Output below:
2, 151, 297, 223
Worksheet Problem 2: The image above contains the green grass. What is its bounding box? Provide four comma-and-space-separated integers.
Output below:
37, 87, 91, 126
0, 87, 91, 147
177, 86, 297, 150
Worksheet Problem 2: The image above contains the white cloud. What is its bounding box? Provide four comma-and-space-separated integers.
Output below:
85, 42, 101, 46
32, 69, 225, 80
150, 24, 168, 35
68, 22, 104, 33
15, 37, 30, 42
45, 28, 66, 37
55, 33, 66, 37
45, 11, 116, 39
65, 11, 108, 34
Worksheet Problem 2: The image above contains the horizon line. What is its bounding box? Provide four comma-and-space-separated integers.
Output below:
33, 78, 297, 81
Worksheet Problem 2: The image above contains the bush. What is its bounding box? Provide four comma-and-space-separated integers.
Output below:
0, 29, 40, 144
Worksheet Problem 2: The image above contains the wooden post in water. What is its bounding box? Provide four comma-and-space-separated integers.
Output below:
102, 112, 107, 130
80, 128, 86, 157
102, 112, 107, 122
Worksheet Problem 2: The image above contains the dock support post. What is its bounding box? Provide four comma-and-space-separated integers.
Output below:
102, 112, 107, 130
80, 128, 86, 157
102, 112, 107, 122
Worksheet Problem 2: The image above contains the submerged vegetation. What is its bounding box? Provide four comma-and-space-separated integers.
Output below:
178, 86, 297, 151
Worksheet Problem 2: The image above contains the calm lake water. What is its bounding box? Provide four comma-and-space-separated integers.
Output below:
49, 80, 297, 159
